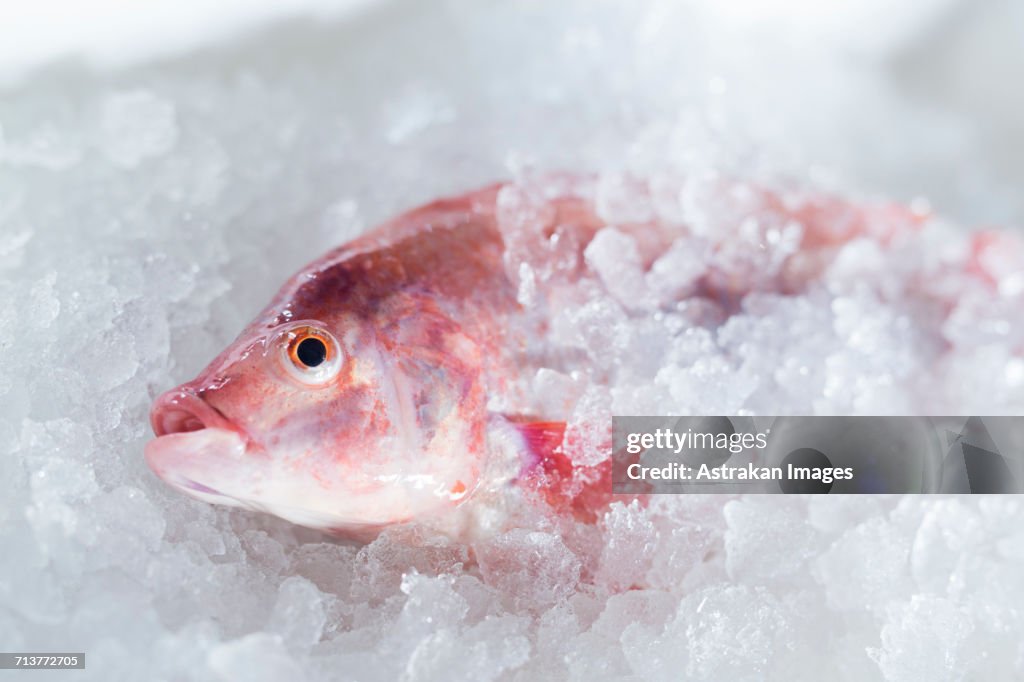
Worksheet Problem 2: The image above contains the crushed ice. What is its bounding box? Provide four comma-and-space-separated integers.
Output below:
2, 1, 1023, 680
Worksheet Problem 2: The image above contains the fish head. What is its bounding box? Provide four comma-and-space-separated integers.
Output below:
145, 292, 489, 536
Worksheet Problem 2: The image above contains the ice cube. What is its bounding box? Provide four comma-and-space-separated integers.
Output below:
871, 596, 974, 682
475, 529, 582, 611
814, 516, 914, 613
584, 227, 654, 311
267, 576, 327, 653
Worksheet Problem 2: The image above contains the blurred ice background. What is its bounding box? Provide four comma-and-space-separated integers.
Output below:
1, 0, 1023, 680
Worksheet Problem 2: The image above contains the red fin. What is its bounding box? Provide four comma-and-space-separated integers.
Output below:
508, 418, 567, 470
508, 417, 612, 523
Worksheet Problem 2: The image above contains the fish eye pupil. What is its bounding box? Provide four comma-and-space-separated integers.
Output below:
296, 337, 327, 368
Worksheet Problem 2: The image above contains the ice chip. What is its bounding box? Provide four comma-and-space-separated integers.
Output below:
596, 501, 657, 590
871, 596, 974, 682
267, 576, 327, 652
725, 497, 821, 585
646, 237, 707, 304
595, 172, 654, 224
208, 633, 305, 682
584, 227, 654, 311
815, 516, 914, 613
476, 529, 582, 611
98, 90, 178, 168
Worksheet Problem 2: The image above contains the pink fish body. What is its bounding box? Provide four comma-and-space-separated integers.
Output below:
146, 177, 1016, 539
148, 185, 526, 538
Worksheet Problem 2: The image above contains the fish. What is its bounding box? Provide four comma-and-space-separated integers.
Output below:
147, 181, 593, 540
145, 176, 1014, 539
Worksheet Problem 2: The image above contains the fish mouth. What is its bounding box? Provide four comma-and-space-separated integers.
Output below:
146, 389, 254, 507
151, 389, 236, 437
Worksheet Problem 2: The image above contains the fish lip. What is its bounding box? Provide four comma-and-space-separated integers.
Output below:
150, 388, 251, 444
143, 427, 252, 508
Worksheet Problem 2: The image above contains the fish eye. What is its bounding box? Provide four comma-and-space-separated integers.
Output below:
296, 336, 327, 367
279, 325, 342, 385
